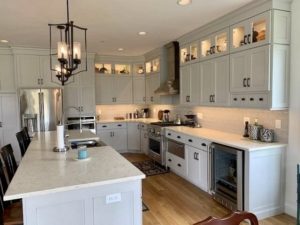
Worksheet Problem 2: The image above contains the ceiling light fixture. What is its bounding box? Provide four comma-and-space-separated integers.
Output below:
177, 0, 192, 6
48, 0, 87, 86
138, 31, 147, 36
0, 40, 8, 43
118, 48, 124, 51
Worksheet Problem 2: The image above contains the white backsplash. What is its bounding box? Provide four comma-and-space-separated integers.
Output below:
96, 105, 145, 120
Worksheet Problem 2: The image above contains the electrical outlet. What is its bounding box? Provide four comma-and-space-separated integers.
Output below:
197, 113, 203, 119
275, 120, 282, 129
243, 117, 250, 123
106, 193, 122, 204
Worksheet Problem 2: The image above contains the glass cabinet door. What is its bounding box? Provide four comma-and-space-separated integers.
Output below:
180, 42, 198, 64
231, 11, 270, 51
95, 63, 112, 74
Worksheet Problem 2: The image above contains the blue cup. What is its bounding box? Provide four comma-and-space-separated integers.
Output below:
78, 146, 88, 159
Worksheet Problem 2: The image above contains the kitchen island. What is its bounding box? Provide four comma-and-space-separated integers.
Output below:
4, 130, 145, 225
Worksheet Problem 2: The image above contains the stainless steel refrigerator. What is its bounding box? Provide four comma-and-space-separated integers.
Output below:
19, 88, 63, 134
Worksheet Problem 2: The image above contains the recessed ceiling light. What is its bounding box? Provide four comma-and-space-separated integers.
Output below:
138, 31, 147, 36
177, 0, 192, 6
0, 40, 9, 43
118, 48, 124, 51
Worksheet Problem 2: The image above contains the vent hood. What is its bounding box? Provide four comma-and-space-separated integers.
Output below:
154, 41, 180, 95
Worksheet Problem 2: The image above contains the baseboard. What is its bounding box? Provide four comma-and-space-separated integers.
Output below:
253, 206, 284, 220
285, 202, 297, 218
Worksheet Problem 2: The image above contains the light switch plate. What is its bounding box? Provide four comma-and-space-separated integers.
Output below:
106, 193, 122, 204
275, 120, 282, 129
197, 113, 203, 119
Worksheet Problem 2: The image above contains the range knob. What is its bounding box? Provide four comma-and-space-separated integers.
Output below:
156, 131, 161, 136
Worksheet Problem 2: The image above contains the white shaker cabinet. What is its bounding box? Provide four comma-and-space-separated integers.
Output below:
200, 55, 230, 106
127, 122, 141, 152
0, 52, 15, 93
180, 62, 200, 105
133, 76, 146, 104
140, 123, 148, 155
145, 73, 160, 104
114, 76, 133, 104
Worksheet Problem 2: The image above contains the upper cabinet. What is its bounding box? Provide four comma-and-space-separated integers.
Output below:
0, 49, 15, 93
145, 58, 160, 74
180, 42, 198, 64
95, 63, 131, 75
200, 28, 229, 60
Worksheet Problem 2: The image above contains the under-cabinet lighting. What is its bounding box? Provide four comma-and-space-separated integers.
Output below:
177, 0, 192, 6
118, 48, 124, 51
138, 31, 147, 36
0, 40, 8, 43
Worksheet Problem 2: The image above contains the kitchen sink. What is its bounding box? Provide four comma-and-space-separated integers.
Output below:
70, 140, 107, 149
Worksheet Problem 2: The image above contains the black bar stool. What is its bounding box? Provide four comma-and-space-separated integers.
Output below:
15, 132, 27, 157
22, 127, 31, 148
0, 144, 18, 182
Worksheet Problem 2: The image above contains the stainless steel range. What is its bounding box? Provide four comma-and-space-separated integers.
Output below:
148, 122, 183, 166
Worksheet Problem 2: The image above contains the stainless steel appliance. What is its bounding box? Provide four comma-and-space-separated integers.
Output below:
167, 139, 185, 159
148, 121, 183, 165
66, 116, 96, 133
19, 88, 63, 134
209, 143, 244, 211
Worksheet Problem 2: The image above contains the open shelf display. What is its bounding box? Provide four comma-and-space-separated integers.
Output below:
95, 63, 112, 74
133, 63, 145, 75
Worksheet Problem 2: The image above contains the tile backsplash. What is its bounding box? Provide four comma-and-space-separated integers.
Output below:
96, 104, 289, 143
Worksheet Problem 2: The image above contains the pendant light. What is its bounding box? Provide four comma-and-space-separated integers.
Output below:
48, 0, 87, 85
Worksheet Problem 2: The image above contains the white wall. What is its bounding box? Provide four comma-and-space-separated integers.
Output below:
285, 0, 300, 217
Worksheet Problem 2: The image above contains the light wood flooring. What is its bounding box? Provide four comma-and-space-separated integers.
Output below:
123, 153, 296, 225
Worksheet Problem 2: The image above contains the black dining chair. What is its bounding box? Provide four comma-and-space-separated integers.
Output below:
0, 159, 23, 225
0, 144, 18, 182
22, 127, 31, 148
15, 132, 27, 157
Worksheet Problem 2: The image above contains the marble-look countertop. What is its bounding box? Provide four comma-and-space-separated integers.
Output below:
4, 131, 145, 201
165, 127, 287, 151
67, 130, 100, 142
96, 118, 159, 124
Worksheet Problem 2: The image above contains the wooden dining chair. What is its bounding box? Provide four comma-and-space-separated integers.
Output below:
193, 211, 259, 225
15, 132, 27, 157
0, 144, 18, 182
0, 159, 22, 225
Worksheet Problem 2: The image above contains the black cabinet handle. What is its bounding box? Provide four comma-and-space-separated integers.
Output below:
177, 136, 181, 139
167, 133, 171, 136
177, 163, 181, 167
168, 159, 172, 162
241, 98, 246, 101
194, 152, 196, 160
117, 124, 122, 127
233, 98, 237, 101
188, 139, 193, 143
201, 143, 206, 147
247, 78, 250, 87
209, 95, 212, 102
259, 98, 264, 101
250, 98, 254, 101
195, 153, 199, 160
243, 78, 247, 87
102, 125, 107, 128
247, 34, 251, 44
212, 94, 215, 103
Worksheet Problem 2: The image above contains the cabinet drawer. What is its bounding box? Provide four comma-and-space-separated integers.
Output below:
185, 136, 210, 151
165, 130, 188, 143
97, 122, 127, 130
231, 93, 269, 108
166, 152, 187, 177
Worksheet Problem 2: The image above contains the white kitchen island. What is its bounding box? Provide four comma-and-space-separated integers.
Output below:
4, 130, 145, 225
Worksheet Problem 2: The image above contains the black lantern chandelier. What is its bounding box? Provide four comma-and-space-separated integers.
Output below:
48, 0, 87, 85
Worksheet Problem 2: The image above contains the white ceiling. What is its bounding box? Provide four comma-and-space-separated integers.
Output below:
0, 0, 254, 56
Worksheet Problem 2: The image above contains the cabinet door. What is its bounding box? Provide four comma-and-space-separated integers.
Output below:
145, 76, 151, 104
248, 45, 270, 92
133, 76, 145, 104
39, 55, 60, 88
180, 65, 191, 104
187, 146, 201, 187
198, 149, 208, 191
95, 75, 114, 104
63, 86, 80, 116
140, 130, 148, 155
112, 129, 128, 153
115, 76, 133, 104
230, 50, 248, 92
97, 129, 113, 147
81, 86, 95, 115
200, 60, 214, 105
150, 74, 160, 104
16, 55, 40, 87
0, 54, 15, 92
127, 123, 141, 151
214, 56, 230, 106
190, 62, 200, 104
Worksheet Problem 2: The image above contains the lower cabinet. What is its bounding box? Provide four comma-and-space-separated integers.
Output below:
140, 124, 148, 155
166, 152, 187, 178
186, 145, 208, 192
97, 123, 127, 153
127, 122, 141, 152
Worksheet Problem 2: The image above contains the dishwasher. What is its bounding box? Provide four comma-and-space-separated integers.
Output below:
166, 139, 186, 176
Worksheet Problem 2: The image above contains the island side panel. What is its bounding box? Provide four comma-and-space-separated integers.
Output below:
244, 146, 285, 219
23, 180, 142, 225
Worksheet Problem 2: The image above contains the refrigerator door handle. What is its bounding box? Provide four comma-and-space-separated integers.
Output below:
39, 92, 45, 132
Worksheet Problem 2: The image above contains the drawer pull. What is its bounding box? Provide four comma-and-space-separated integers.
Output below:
177, 163, 181, 167
233, 98, 237, 101
250, 98, 254, 101
168, 159, 172, 162
259, 98, 264, 101
168, 133, 171, 136
241, 98, 246, 101
102, 125, 107, 128
201, 143, 206, 147
177, 136, 181, 139
117, 124, 122, 127
188, 139, 193, 143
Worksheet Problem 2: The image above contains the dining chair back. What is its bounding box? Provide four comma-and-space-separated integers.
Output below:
0, 145, 18, 182
15, 132, 27, 157
22, 127, 30, 148
193, 211, 259, 225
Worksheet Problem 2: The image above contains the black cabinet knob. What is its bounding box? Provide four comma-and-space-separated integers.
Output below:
188, 139, 193, 143
201, 143, 206, 147
177, 163, 181, 167
177, 136, 181, 139
102, 125, 107, 128
168, 159, 172, 162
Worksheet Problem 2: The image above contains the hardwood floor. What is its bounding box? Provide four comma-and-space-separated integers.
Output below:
123, 153, 296, 225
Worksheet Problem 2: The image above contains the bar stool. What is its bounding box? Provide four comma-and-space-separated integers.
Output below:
193, 211, 258, 225
22, 127, 31, 148
0, 144, 18, 182
15, 132, 27, 157
0, 160, 23, 225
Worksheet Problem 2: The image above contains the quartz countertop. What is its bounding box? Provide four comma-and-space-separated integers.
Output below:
96, 118, 159, 124
4, 131, 145, 201
67, 130, 100, 142
165, 127, 287, 151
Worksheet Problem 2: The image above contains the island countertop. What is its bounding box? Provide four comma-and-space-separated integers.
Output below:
4, 131, 145, 201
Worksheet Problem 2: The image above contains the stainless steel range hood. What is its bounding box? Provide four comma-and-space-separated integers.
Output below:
154, 41, 180, 95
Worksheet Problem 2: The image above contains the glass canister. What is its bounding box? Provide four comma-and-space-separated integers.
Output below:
248, 124, 263, 140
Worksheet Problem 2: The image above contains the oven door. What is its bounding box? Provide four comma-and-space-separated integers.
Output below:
148, 136, 161, 163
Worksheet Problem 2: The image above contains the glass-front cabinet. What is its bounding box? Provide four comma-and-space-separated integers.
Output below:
145, 58, 160, 74
200, 28, 229, 60
231, 11, 270, 52
95, 63, 131, 75
133, 63, 145, 75
95, 63, 112, 74
180, 42, 198, 64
